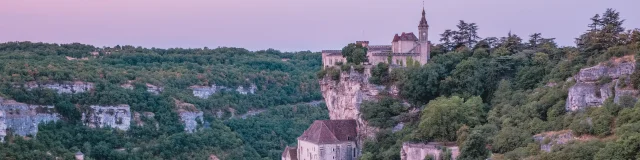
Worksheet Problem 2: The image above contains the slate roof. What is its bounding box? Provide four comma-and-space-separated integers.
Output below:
281, 146, 298, 160
367, 45, 392, 52
297, 120, 357, 144
392, 32, 418, 42
419, 9, 429, 28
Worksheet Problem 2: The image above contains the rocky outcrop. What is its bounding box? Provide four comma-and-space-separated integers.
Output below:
190, 84, 257, 99
133, 112, 156, 127
0, 111, 6, 142
175, 99, 203, 133
566, 55, 638, 111
533, 130, 576, 152
0, 98, 59, 138
82, 105, 131, 131
236, 84, 257, 95
25, 81, 94, 94
121, 82, 163, 95
401, 142, 459, 160
320, 70, 398, 142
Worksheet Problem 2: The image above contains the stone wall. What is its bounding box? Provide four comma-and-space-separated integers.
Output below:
401, 142, 459, 160
82, 105, 131, 131
566, 55, 638, 111
320, 70, 398, 143
533, 130, 576, 152
25, 81, 94, 94
0, 98, 59, 138
297, 140, 357, 160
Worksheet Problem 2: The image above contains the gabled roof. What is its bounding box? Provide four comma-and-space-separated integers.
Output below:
392, 32, 419, 42
297, 120, 357, 144
281, 146, 298, 160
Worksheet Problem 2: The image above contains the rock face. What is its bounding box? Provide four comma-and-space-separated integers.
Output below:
0, 111, 6, 142
121, 82, 163, 95
175, 99, 203, 133
566, 55, 638, 111
82, 105, 131, 131
401, 142, 460, 160
533, 130, 576, 152
190, 84, 257, 99
320, 70, 397, 142
0, 98, 59, 139
25, 81, 94, 94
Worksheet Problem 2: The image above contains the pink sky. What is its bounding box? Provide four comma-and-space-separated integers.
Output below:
1, 0, 639, 51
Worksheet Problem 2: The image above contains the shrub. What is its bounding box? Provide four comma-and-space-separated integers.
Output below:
327, 67, 341, 81
354, 65, 365, 73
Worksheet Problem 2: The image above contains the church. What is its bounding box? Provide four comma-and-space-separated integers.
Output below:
322, 8, 431, 69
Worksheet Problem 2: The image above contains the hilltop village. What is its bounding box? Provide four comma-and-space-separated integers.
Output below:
281, 8, 461, 160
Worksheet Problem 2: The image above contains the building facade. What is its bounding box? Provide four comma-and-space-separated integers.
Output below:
283, 120, 359, 160
322, 8, 430, 69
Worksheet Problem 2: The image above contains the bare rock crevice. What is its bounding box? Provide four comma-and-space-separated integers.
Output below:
320, 70, 398, 144
566, 55, 638, 111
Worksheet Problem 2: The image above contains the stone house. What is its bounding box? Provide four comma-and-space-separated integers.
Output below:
285, 120, 359, 160
282, 146, 298, 160
322, 8, 430, 69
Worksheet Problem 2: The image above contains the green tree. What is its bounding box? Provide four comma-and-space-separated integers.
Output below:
458, 131, 489, 160
341, 43, 368, 65
417, 96, 485, 141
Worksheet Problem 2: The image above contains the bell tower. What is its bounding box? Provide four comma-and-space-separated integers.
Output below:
418, 7, 429, 42
418, 4, 430, 64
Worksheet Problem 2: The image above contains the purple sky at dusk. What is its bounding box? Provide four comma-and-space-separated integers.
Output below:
1, 0, 638, 52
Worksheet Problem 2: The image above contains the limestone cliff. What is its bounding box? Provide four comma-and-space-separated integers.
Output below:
400, 142, 459, 160
566, 55, 637, 111
82, 105, 131, 131
0, 111, 6, 142
320, 70, 397, 141
533, 130, 576, 152
0, 98, 59, 138
175, 99, 203, 133
24, 81, 94, 94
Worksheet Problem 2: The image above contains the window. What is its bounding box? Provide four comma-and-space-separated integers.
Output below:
353, 149, 356, 158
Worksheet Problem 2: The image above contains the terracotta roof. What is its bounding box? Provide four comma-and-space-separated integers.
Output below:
392, 32, 418, 42
281, 146, 298, 160
297, 120, 357, 144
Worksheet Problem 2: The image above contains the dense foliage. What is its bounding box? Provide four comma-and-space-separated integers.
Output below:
360, 8, 640, 159
0, 43, 325, 159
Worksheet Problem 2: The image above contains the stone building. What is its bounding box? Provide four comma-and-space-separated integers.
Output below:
401, 142, 459, 160
282, 146, 298, 160
322, 8, 430, 69
284, 120, 359, 160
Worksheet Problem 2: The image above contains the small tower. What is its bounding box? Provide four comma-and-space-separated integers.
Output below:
75, 152, 84, 160
418, 7, 429, 42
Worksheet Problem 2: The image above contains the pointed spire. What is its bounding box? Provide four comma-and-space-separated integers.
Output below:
419, 2, 429, 28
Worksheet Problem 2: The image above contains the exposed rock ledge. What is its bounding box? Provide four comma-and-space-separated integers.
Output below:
566, 55, 638, 111
24, 81, 94, 94
320, 70, 398, 143
175, 99, 203, 133
533, 130, 577, 152
82, 105, 131, 131
190, 84, 257, 99
0, 97, 59, 139
400, 142, 459, 160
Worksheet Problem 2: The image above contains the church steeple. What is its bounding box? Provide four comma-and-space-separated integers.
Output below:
418, 6, 429, 42
418, 8, 429, 28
